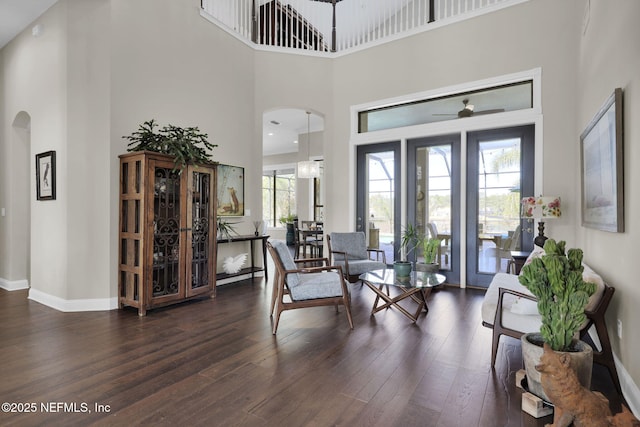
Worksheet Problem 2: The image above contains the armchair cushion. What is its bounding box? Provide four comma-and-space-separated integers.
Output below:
329, 232, 368, 260
336, 260, 387, 276
509, 296, 539, 315
270, 240, 299, 288
290, 271, 347, 301
582, 264, 605, 312
481, 273, 542, 333
483, 263, 606, 332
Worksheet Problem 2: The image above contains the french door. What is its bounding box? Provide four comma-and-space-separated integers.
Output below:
466, 125, 535, 287
354, 126, 534, 286
356, 141, 401, 264
407, 135, 461, 283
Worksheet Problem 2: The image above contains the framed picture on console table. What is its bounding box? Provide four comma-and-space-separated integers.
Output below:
216, 164, 244, 217
36, 150, 56, 201
580, 88, 623, 232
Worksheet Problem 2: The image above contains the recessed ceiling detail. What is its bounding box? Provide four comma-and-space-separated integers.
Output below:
263, 109, 324, 156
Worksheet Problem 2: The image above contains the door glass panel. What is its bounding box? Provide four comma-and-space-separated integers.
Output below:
357, 143, 400, 265
415, 145, 452, 270
477, 139, 522, 274
366, 151, 396, 263
152, 167, 181, 297
191, 171, 211, 290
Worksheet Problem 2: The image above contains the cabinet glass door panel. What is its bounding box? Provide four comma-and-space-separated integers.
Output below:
152, 165, 182, 298
188, 169, 214, 295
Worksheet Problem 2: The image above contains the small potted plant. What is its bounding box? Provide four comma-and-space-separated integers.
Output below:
415, 236, 441, 273
278, 214, 297, 246
518, 239, 597, 401
396, 223, 420, 277
217, 219, 238, 241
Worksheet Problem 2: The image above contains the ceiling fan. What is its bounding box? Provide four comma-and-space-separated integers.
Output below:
435, 99, 505, 118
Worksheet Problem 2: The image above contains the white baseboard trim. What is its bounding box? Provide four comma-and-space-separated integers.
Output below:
28, 288, 118, 312
614, 351, 640, 418
0, 277, 29, 291
588, 327, 640, 417
589, 327, 640, 417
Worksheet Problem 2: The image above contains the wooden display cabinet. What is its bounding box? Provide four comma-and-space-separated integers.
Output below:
118, 151, 217, 315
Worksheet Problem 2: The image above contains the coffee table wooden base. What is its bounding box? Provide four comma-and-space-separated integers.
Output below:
365, 282, 429, 322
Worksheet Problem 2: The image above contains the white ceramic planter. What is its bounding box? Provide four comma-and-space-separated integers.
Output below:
521, 332, 593, 402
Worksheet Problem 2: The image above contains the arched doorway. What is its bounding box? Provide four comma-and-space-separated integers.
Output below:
262, 108, 325, 237
4, 111, 32, 289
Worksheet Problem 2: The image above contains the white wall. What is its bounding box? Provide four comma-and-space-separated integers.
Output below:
66, 0, 111, 300
110, 0, 257, 278
576, 0, 640, 401
1, 1, 69, 299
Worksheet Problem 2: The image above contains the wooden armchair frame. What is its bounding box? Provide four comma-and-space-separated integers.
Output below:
482, 284, 621, 393
267, 242, 353, 334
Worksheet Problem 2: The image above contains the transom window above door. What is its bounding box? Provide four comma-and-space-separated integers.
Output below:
358, 80, 533, 133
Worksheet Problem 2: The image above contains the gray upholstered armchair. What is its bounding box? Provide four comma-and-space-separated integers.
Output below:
326, 232, 387, 283
267, 240, 353, 334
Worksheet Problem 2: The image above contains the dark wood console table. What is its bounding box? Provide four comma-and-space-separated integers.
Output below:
216, 235, 269, 282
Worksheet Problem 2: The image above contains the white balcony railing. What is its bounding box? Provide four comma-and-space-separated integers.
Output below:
201, 0, 524, 55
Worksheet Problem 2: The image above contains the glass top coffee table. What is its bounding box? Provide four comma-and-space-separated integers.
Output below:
359, 269, 446, 322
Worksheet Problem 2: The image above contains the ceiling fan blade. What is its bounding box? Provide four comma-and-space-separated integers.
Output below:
473, 108, 505, 115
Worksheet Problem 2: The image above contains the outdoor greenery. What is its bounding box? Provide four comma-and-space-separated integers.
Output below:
518, 239, 596, 352
123, 119, 217, 172
262, 172, 296, 227
371, 191, 520, 236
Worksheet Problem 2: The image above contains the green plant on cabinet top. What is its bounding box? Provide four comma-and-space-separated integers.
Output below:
123, 119, 217, 173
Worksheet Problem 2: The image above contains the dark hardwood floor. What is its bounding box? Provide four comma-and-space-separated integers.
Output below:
0, 269, 622, 426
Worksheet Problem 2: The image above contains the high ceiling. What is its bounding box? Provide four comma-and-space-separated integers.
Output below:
1, 0, 522, 157
0, 0, 58, 49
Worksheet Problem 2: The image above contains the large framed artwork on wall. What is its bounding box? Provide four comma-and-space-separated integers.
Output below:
580, 88, 624, 232
216, 164, 244, 217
